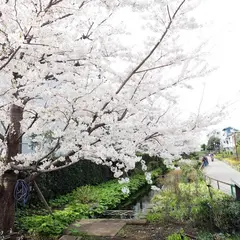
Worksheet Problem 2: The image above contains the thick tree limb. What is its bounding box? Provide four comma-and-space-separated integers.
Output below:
0, 46, 21, 71
0, 133, 4, 141
40, 160, 77, 173
118, 109, 128, 121
88, 123, 106, 134
10, 163, 36, 171
145, 132, 163, 141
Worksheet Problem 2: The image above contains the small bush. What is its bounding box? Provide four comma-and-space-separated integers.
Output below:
72, 185, 97, 204
167, 229, 190, 240
212, 199, 240, 233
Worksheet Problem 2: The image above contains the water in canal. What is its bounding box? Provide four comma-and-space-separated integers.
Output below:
101, 185, 158, 219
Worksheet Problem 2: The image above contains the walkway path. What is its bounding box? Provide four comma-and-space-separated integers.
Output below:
59, 219, 147, 239
204, 158, 240, 195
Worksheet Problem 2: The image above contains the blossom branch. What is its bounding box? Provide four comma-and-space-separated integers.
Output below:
0, 46, 21, 71
41, 13, 73, 27
115, 0, 186, 95
17, 112, 39, 140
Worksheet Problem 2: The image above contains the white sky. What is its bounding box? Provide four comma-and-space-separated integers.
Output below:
178, 0, 240, 131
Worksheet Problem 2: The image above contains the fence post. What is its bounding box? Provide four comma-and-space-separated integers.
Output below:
217, 181, 220, 190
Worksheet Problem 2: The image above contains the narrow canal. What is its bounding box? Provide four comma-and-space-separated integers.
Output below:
101, 185, 159, 219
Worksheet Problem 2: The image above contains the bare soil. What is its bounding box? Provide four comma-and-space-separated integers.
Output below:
94, 222, 198, 240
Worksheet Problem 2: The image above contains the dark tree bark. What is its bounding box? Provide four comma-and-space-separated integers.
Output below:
6, 104, 23, 162
0, 171, 17, 234
0, 104, 23, 234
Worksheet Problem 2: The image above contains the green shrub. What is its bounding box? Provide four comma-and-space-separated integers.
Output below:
147, 165, 240, 235
149, 179, 216, 223
146, 212, 162, 222
196, 232, 240, 240
167, 229, 190, 240
196, 232, 214, 240
147, 167, 233, 231
212, 199, 240, 233
72, 185, 97, 204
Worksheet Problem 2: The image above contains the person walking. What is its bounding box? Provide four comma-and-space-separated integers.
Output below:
210, 153, 214, 162
202, 155, 209, 167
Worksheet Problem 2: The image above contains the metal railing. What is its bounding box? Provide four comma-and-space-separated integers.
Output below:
204, 175, 236, 197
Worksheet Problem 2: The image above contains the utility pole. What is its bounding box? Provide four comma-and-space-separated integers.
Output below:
233, 132, 239, 160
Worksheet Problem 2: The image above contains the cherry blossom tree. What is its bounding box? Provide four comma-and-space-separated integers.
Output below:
0, 0, 223, 233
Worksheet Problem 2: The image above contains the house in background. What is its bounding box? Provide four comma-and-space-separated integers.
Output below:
221, 127, 238, 152
0, 123, 34, 155
21, 139, 34, 154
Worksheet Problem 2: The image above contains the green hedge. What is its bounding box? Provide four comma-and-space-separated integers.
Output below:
31, 160, 113, 201
18, 169, 162, 237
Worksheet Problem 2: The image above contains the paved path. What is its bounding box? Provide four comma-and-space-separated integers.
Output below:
64, 219, 147, 238
204, 158, 240, 195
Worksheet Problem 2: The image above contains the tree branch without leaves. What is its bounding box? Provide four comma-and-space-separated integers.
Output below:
135, 59, 185, 74
36, 138, 60, 164
118, 109, 128, 121
88, 123, 106, 134
41, 13, 73, 27
0, 133, 4, 141
44, 0, 63, 12
0, 46, 21, 71
17, 112, 39, 140
156, 105, 171, 124
145, 132, 163, 141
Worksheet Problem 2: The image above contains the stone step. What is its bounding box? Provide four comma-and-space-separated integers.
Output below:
66, 219, 127, 237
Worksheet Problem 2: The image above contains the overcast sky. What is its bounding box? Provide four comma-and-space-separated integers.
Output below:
183, 0, 240, 131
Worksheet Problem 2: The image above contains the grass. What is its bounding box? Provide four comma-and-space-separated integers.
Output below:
216, 153, 240, 171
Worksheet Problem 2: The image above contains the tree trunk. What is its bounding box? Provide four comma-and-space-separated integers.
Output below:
6, 104, 23, 162
0, 104, 23, 234
0, 172, 17, 234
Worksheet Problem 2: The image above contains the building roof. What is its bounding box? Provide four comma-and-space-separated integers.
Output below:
222, 127, 238, 132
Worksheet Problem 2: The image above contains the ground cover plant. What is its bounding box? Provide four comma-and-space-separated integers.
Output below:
17, 169, 162, 237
